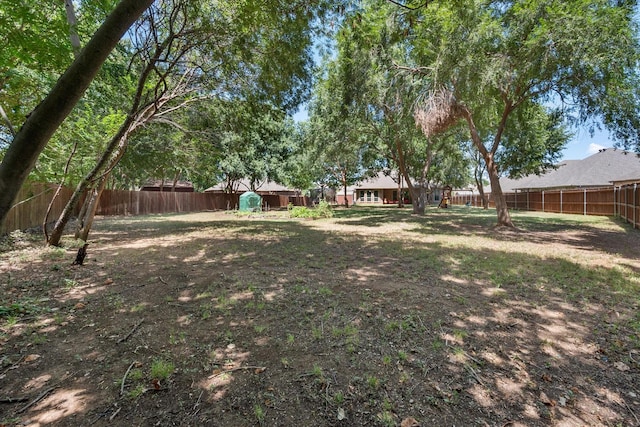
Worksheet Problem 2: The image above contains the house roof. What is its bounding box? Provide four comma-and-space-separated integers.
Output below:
355, 172, 401, 190
500, 148, 640, 191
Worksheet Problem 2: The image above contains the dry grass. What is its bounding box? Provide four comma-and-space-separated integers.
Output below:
1, 206, 639, 426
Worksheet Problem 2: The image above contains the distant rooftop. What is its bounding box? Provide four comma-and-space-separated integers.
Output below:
500, 148, 640, 191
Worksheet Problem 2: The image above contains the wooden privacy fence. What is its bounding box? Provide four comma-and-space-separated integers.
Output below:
615, 183, 640, 229
2, 183, 310, 235
451, 184, 640, 229
1, 183, 77, 235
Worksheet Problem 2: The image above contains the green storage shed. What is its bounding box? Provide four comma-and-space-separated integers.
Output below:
239, 191, 262, 212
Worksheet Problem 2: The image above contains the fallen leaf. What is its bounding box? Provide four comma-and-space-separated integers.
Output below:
74, 302, 86, 309
541, 374, 552, 382
539, 392, 556, 406
337, 408, 346, 420
151, 379, 160, 390
24, 354, 40, 363
103, 278, 113, 286
254, 367, 266, 374
614, 361, 630, 372
401, 417, 420, 427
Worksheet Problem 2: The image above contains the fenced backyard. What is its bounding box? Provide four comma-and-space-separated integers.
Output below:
450, 184, 640, 229
1, 183, 309, 234
4, 182, 639, 235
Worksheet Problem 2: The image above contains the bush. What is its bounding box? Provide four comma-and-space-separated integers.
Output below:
288, 200, 333, 219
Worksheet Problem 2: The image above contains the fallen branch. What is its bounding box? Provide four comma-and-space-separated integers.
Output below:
158, 276, 168, 285
464, 364, 485, 387
208, 366, 266, 379
0, 396, 29, 404
109, 406, 121, 421
118, 319, 144, 344
17, 386, 56, 414
622, 399, 639, 425
120, 361, 137, 396
1, 355, 26, 376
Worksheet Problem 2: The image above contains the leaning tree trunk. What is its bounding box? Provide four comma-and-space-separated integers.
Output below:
0, 0, 154, 231
48, 120, 133, 246
75, 173, 108, 242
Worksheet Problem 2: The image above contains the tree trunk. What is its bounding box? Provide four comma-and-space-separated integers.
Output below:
48, 118, 134, 246
397, 174, 404, 208
474, 174, 489, 210
461, 106, 514, 227
485, 157, 513, 227
0, 0, 153, 231
75, 174, 108, 242
342, 180, 349, 208
410, 185, 427, 215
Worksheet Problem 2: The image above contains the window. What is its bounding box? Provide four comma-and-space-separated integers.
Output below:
374, 190, 379, 202
367, 191, 372, 202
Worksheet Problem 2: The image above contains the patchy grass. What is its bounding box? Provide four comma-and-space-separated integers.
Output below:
0, 206, 639, 426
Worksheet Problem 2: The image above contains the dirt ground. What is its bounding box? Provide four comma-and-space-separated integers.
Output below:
1, 207, 639, 426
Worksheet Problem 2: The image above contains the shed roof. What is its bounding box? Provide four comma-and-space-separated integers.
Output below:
500, 148, 640, 191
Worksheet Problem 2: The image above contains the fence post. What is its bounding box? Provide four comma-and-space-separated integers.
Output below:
560, 190, 563, 214
635, 183, 637, 228
542, 191, 545, 212
584, 189, 587, 216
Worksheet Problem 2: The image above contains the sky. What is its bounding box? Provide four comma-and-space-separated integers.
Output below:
561, 127, 613, 161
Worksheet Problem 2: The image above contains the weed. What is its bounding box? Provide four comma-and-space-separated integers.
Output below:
382, 355, 392, 366
4, 315, 19, 327
129, 368, 144, 381
318, 286, 333, 296
286, 333, 295, 344
254, 325, 267, 333
431, 339, 444, 351
169, 332, 186, 345
334, 391, 345, 404
397, 350, 408, 361
254, 404, 265, 425
367, 375, 380, 390
200, 303, 212, 320
377, 410, 395, 427
196, 291, 213, 300
453, 329, 468, 340
311, 364, 324, 379
127, 384, 146, 399
31, 334, 47, 345
312, 326, 323, 340
130, 304, 145, 313
63, 278, 79, 289
150, 359, 175, 380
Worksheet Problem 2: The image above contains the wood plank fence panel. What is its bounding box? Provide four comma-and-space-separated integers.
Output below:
452, 185, 639, 227
1, 183, 76, 234
616, 183, 639, 229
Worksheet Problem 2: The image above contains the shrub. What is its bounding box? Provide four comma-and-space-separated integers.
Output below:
289, 200, 333, 219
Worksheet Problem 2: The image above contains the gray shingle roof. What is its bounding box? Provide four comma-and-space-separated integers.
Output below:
500, 148, 640, 191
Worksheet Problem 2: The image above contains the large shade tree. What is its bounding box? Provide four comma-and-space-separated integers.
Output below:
0, 0, 154, 230
392, 0, 640, 226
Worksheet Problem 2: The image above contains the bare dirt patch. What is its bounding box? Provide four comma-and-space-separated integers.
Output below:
1, 207, 639, 426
